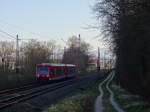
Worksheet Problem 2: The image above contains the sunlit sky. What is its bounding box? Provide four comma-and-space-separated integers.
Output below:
0, 0, 107, 53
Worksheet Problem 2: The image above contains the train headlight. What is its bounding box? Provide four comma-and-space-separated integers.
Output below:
37, 74, 40, 77
46, 74, 50, 78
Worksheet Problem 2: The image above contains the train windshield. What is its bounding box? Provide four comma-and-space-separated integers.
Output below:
38, 66, 48, 74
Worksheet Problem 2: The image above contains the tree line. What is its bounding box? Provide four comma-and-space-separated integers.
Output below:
0, 36, 92, 76
94, 0, 150, 99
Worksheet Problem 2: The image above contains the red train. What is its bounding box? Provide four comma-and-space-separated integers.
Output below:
36, 63, 77, 81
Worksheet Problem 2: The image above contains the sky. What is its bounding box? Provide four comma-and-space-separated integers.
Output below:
0, 0, 107, 52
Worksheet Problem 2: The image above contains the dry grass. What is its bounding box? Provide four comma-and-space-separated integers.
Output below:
112, 84, 150, 112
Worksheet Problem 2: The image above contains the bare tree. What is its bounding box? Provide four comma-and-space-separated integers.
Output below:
62, 36, 90, 71
22, 39, 56, 74
0, 41, 15, 73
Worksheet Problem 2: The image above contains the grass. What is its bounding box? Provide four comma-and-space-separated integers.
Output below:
111, 82, 150, 112
47, 74, 118, 112
47, 78, 102, 112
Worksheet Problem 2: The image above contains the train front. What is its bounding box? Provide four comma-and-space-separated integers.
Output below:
36, 64, 50, 81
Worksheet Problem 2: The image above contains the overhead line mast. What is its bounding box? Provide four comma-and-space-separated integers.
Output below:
97, 47, 100, 71
16, 35, 20, 73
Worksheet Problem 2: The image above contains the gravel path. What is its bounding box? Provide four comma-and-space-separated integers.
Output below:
95, 71, 125, 112
106, 72, 125, 112
95, 73, 112, 112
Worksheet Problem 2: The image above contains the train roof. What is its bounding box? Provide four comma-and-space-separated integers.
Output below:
37, 63, 75, 67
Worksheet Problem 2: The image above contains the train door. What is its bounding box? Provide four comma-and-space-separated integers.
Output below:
64, 66, 68, 78
52, 67, 56, 79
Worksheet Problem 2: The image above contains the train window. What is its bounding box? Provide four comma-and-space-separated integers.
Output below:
55, 68, 59, 75
56, 68, 63, 75
68, 67, 71, 73
68, 67, 75, 74
70, 67, 72, 73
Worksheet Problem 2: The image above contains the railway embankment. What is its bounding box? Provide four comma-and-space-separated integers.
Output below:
46, 77, 103, 112
1, 72, 103, 112
44, 71, 108, 112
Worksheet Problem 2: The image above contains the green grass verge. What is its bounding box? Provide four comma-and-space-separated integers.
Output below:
47, 79, 102, 112
111, 82, 150, 112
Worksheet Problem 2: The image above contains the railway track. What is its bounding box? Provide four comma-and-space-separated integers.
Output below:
0, 79, 76, 110
0, 78, 73, 96
0, 83, 39, 96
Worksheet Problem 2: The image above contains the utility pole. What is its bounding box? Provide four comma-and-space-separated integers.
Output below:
63, 47, 67, 65
78, 34, 81, 70
16, 35, 20, 74
97, 47, 100, 71
2, 57, 5, 72
78, 34, 81, 48
104, 50, 107, 69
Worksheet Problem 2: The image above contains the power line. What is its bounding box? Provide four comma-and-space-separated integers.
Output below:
0, 28, 34, 42
21, 38, 34, 40
0, 19, 49, 38
0, 33, 14, 40
0, 28, 16, 39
